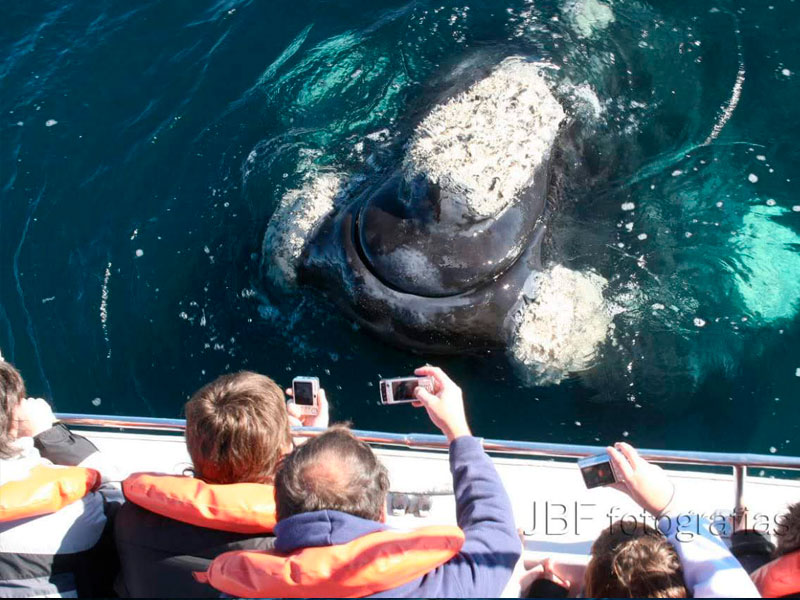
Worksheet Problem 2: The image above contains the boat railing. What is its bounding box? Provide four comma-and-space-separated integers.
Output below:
57, 412, 800, 513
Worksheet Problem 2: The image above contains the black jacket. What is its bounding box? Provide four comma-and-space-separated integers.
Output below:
114, 501, 275, 598
0, 424, 120, 598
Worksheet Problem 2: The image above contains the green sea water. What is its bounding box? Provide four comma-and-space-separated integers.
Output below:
1, 0, 799, 456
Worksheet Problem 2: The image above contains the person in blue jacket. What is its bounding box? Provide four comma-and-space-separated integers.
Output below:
201, 365, 522, 598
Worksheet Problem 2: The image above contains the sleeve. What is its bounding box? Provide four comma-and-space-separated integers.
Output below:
33, 422, 99, 465
33, 423, 124, 484
441, 436, 522, 597
658, 514, 761, 598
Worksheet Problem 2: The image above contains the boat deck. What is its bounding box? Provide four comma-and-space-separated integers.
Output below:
71, 419, 800, 597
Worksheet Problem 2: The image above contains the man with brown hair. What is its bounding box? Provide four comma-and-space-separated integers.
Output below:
200, 366, 522, 598
114, 370, 329, 598
183, 372, 294, 484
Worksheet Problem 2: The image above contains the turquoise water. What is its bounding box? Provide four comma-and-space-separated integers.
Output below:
2, 0, 799, 455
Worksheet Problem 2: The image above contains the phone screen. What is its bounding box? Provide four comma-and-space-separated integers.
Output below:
580, 461, 616, 488
391, 379, 418, 402
294, 381, 315, 406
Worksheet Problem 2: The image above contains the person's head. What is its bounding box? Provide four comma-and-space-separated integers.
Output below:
775, 501, 800, 558
275, 425, 390, 522
0, 361, 26, 458
584, 520, 688, 598
184, 371, 291, 484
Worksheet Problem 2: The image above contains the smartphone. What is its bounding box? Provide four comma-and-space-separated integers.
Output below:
291, 377, 319, 416
578, 454, 619, 489
379, 376, 434, 405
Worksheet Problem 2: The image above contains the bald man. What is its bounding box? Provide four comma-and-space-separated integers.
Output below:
201, 366, 521, 598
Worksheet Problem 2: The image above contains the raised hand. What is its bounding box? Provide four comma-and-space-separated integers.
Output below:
286, 387, 330, 429
412, 365, 471, 442
607, 442, 676, 517
14, 397, 57, 439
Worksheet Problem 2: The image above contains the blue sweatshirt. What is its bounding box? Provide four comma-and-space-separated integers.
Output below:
273, 435, 522, 598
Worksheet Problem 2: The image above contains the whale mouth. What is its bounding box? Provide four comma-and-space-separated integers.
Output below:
353, 56, 565, 298
355, 168, 549, 297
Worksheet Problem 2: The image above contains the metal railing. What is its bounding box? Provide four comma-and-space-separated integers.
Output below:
58, 412, 800, 513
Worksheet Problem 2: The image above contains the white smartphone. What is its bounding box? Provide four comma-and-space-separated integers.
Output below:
291, 377, 319, 416
379, 376, 434, 405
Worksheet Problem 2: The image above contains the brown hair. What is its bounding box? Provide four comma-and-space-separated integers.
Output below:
184, 371, 291, 484
275, 425, 390, 522
775, 502, 800, 558
584, 520, 688, 598
0, 361, 26, 459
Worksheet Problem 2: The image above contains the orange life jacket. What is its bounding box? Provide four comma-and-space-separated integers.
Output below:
751, 550, 800, 598
195, 524, 465, 598
122, 472, 277, 534
0, 464, 101, 522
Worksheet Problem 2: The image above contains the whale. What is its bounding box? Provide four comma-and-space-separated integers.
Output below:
262, 57, 605, 357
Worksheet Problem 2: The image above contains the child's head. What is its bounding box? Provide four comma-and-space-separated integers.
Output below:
584, 520, 688, 598
184, 371, 291, 484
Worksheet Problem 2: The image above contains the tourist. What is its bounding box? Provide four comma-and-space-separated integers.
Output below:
520, 442, 760, 598
748, 501, 800, 597
0, 360, 120, 597
114, 371, 329, 598
728, 506, 776, 574
198, 366, 522, 598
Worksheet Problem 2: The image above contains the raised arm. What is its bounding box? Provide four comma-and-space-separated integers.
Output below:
412, 366, 522, 597
608, 442, 760, 598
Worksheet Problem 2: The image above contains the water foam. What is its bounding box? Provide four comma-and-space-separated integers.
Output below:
563, 0, 616, 38
509, 265, 613, 384
262, 173, 344, 286
404, 57, 565, 220
100, 261, 112, 359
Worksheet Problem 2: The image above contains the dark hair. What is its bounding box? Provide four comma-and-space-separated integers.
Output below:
584, 520, 688, 598
184, 371, 291, 484
0, 361, 26, 459
775, 502, 800, 558
275, 425, 390, 522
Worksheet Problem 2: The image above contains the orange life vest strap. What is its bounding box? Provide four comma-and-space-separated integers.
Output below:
195, 524, 465, 598
123, 473, 277, 534
751, 550, 800, 598
0, 464, 101, 522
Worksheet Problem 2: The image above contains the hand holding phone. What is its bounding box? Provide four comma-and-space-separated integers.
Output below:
290, 377, 319, 417
607, 442, 676, 517
410, 365, 471, 442
379, 376, 434, 404
578, 454, 619, 489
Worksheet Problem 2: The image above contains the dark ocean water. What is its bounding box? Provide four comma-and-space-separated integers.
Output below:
2, 0, 799, 455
